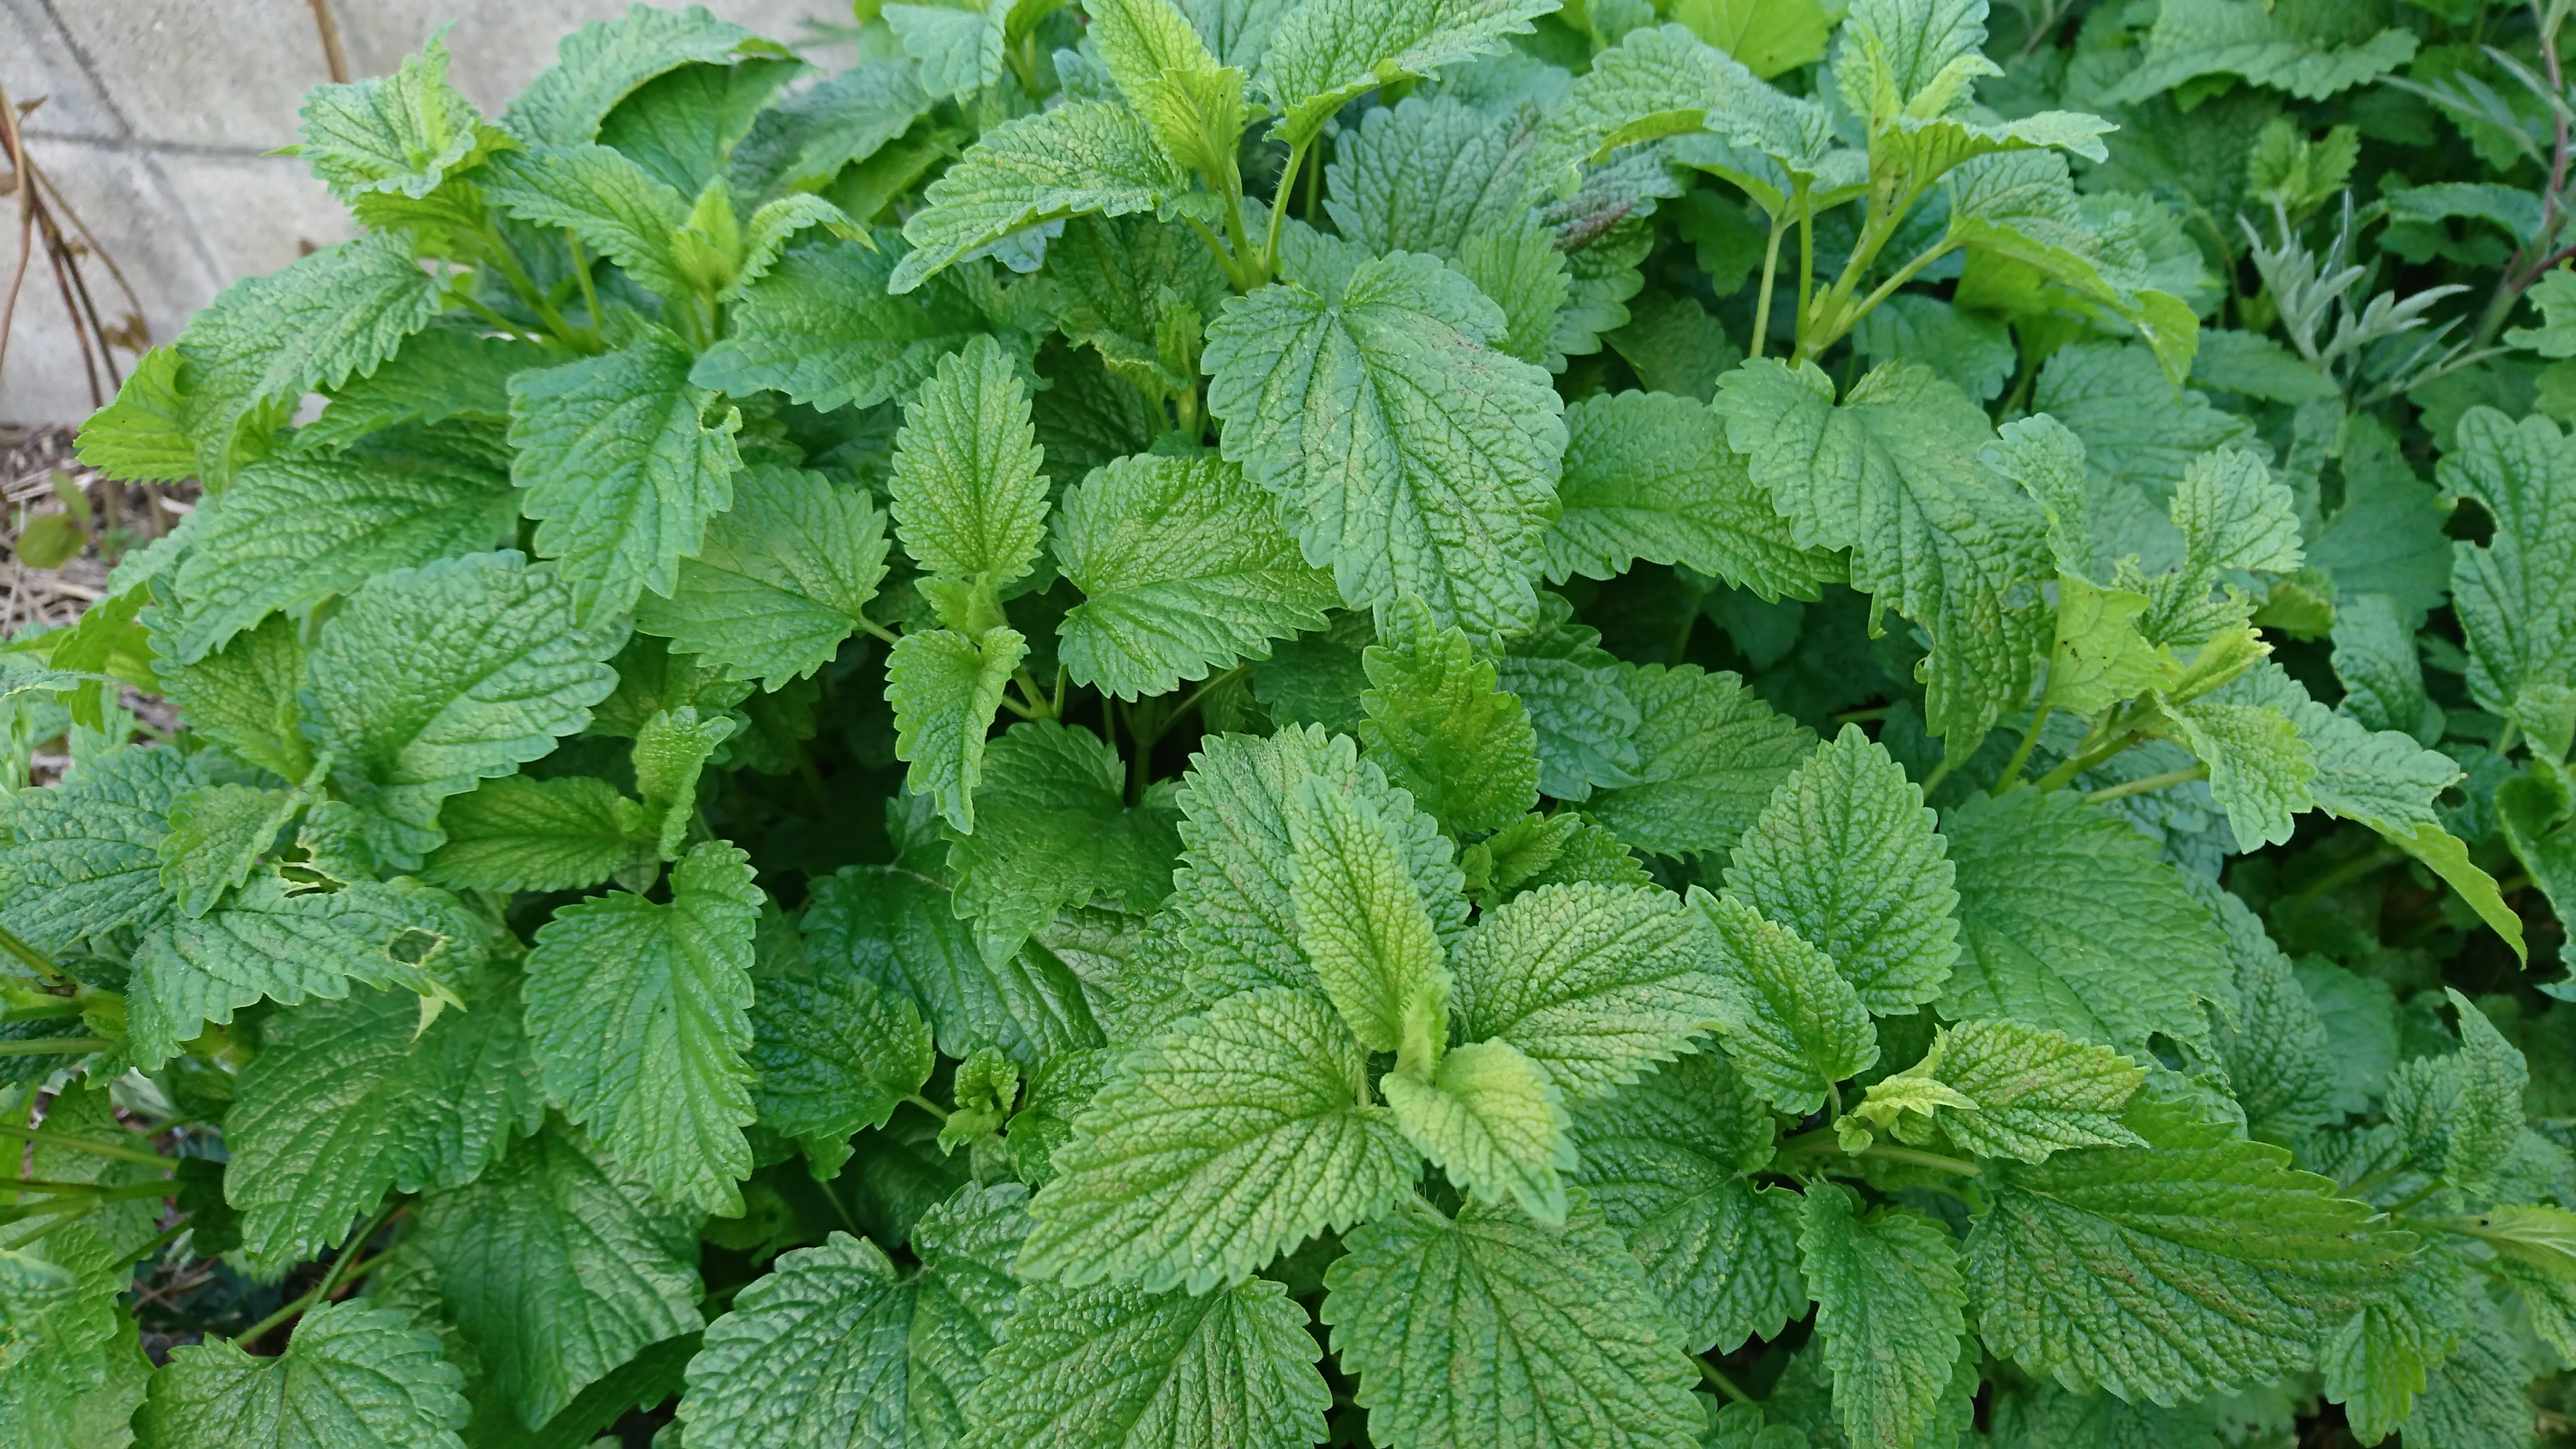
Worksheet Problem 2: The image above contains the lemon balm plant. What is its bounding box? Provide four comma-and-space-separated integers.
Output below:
7, 0, 2576, 1444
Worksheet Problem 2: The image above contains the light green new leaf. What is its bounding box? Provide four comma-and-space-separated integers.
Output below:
507, 333, 744, 623
680, 1185, 1029, 1448
632, 704, 733, 861
0, 745, 201, 953
1584, 663, 1813, 857
1089, 0, 1248, 180
2169, 698, 2315, 851
804, 862, 1097, 1063
1715, 360, 2052, 763
1541, 25, 1847, 217
890, 103, 1194, 293
2320, 1246, 2471, 1443
73, 344, 197, 484
635, 464, 887, 688
2103, 0, 2419, 105
1671, 0, 1831, 77
1203, 248, 1568, 637
1257, 0, 1562, 145
421, 775, 641, 892
413, 1124, 704, 1428
1452, 881, 1725, 1106
169, 449, 516, 665
1695, 888, 1877, 1114
136, 1301, 468, 1449
1797, 1184, 1968, 1449
1166, 725, 1469, 1000
890, 335, 1049, 588
1929, 1017, 2146, 1163
1569, 1051, 1804, 1353
2043, 574, 2162, 716
158, 782, 299, 918
888, 625, 1027, 834
226, 972, 542, 1269
691, 239, 991, 411
1357, 598, 1540, 837
479, 144, 692, 300
305, 551, 622, 869
1285, 777, 1450, 1053
1385, 1038, 1574, 1223
1938, 786, 2233, 1053
2437, 407, 2576, 722
749, 958, 934, 1178
294, 32, 498, 204
1322, 1191, 1703, 1449
947, 720, 1183, 963
1020, 987, 1419, 1293
523, 841, 762, 1216
1723, 723, 1957, 1016
1545, 390, 1836, 598
2386, 987, 2528, 1200
2141, 446, 2304, 646
503, 3, 777, 147
1053, 453, 1338, 700
963, 1275, 1328, 1449
1967, 1093, 2413, 1405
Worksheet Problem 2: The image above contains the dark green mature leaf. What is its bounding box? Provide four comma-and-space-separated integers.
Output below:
692, 239, 990, 410
1546, 390, 1835, 596
890, 103, 1195, 293
634, 464, 888, 688
0, 745, 203, 954
888, 625, 1026, 833
421, 775, 642, 893
2437, 407, 2576, 721
804, 863, 1100, 1063
1322, 1191, 1703, 1449
1798, 1184, 1967, 1449
1584, 663, 1812, 858
1259, 0, 1564, 146
136, 1301, 468, 1449
747, 955, 934, 1178
504, 3, 780, 147
1451, 881, 1723, 1106
948, 721, 1182, 963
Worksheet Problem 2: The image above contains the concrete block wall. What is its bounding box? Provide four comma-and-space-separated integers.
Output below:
1, 0, 845, 425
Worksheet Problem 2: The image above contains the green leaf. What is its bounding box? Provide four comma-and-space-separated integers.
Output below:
2102, 0, 2420, 105
1668, 0, 1831, 78
1544, 389, 1835, 599
1020, 987, 1419, 1292
2043, 575, 2163, 716
947, 720, 1183, 962
631, 704, 734, 861
523, 841, 761, 1216
1568, 1051, 1804, 1353
126, 876, 484, 1071
1494, 594, 1642, 802
154, 613, 314, 782
74, 344, 197, 483
1166, 725, 1469, 1003
2320, 1246, 2471, 1443
1582, 663, 1812, 858
1283, 776, 1451, 1053
732, 58, 934, 197
1854, 292, 2019, 405
503, 4, 777, 147
678, 1185, 1029, 1448
2168, 698, 2315, 852
226, 971, 542, 1269
1259, 0, 1566, 146
1322, 1191, 1703, 1449
634, 464, 886, 688
888, 335, 1050, 590
804, 863, 1099, 1063
1385, 1038, 1574, 1222
292, 330, 548, 453
2330, 593, 2436, 739
1322, 95, 1542, 257
1693, 888, 1877, 1114
2208, 888, 2337, 1144
2030, 342, 2257, 570
885, 4, 1006, 99
692, 239, 991, 411
1356, 599, 1540, 838
154, 782, 294, 919
413, 1124, 703, 1429
1937, 786, 2233, 1053
480, 144, 692, 299
1927, 1018, 2147, 1163
2139, 446, 2304, 646
176, 233, 449, 476
305, 551, 623, 869
135, 1301, 468, 1449
890, 103, 1194, 294
1053, 453, 1338, 700
2400, 1311, 2536, 1449
2437, 407, 2576, 722
166, 449, 518, 664
1452, 881, 1725, 1106
1723, 723, 1958, 1016
1203, 249, 1568, 637
1796, 1183, 1968, 1449
962, 1275, 1328, 1449
1714, 360, 2052, 764
2386, 987, 2528, 1200
1089, 0, 1248, 180
294, 32, 498, 203
506, 335, 745, 623
748, 957, 934, 1178
887, 625, 1028, 834
1542, 25, 1848, 219
1966, 1091, 2413, 1404
421, 775, 642, 892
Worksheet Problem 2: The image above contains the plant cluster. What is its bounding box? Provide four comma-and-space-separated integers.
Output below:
5, 0, 2576, 1444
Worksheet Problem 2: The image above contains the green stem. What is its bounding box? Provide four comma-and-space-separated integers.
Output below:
2383, 1180, 2447, 1217
1264, 136, 1312, 276
1780, 1126, 1981, 1177
2033, 727, 2145, 792
0, 1037, 109, 1057
1697, 1358, 1754, 1405
0, 1123, 178, 1167
1750, 207, 1789, 361
1181, 215, 1260, 292
234, 1204, 404, 1346
1994, 705, 2053, 795
1792, 178, 1817, 358
108, 1221, 190, 1275
0, 922, 68, 985
1151, 665, 1246, 748
853, 615, 901, 646
1011, 669, 1057, 720
1827, 238, 1960, 349
566, 231, 605, 338
1917, 757, 1954, 796
2084, 763, 2208, 805
0, 1000, 84, 1024
2286, 843, 2404, 909
902, 1092, 952, 1123
455, 291, 539, 343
